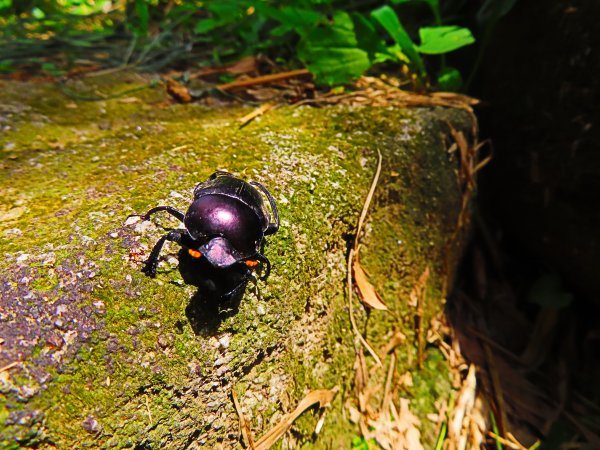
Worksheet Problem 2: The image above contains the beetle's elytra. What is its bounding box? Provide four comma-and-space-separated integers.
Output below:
131, 171, 279, 295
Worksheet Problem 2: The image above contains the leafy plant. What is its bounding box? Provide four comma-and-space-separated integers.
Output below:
249, 1, 474, 88
297, 11, 371, 86
0, 0, 478, 90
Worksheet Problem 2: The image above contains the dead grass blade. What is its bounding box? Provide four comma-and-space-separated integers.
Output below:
447, 364, 479, 450
380, 353, 396, 412
487, 431, 532, 450
253, 389, 337, 450
294, 76, 479, 112
353, 260, 388, 310
238, 102, 276, 128
232, 389, 255, 449
447, 125, 491, 232
409, 268, 430, 367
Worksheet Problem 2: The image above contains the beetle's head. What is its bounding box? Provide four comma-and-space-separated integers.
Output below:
197, 236, 240, 269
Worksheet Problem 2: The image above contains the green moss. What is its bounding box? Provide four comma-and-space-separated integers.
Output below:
0, 75, 473, 448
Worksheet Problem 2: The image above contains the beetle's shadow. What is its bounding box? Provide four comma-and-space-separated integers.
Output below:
176, 250, 251, 336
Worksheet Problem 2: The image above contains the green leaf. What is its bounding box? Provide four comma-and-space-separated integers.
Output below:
351, 13, 386, 61
416, 26, 475, 54
194, 18, 220, 34
257, 5, 325, 37
134, 0, 149, 37
423, 0, 440, 10
32, 7, 45, 19
41, 63, 66, 76
527, 274, 573, 309
370, 5, 424, 75
0, 59, 14, 73
192, 1, 247, 35
437, 67, 462, 91
298, 11, 371, 85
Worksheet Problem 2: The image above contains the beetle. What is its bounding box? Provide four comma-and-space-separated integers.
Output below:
130, 171, 279, 295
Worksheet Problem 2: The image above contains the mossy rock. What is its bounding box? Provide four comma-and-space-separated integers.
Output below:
0, 75, 475, 448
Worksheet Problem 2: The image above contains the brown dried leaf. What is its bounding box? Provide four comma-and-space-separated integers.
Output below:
225, 56, 258, 75
353, 260, 388, 310
380, 330, 406, 356
246, 87, 284, 101
253, 389, 337, 450
166, 78, 192, 103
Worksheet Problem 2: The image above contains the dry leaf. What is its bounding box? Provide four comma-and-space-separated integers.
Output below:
353, 260, 388, 310
166, 78, 193, 103
253, 389, 337, 450
380, 330, 406, 356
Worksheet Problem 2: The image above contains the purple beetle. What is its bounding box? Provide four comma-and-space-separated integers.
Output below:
132, 171, 279, 290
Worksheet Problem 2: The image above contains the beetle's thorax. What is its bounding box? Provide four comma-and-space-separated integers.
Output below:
184, 194, 263, 261
193, 175, 270, 228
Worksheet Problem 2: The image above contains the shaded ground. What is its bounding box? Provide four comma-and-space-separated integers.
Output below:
446, 1, 600, 448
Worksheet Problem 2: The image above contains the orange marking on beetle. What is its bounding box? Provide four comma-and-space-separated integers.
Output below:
245, 259, 259, 268
188, 249, 202, 258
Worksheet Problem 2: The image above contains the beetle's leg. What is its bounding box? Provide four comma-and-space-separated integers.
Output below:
254, 253, 271, 281
142, 229, 191, 278
250, 181, 280, 235
128, 206, 185, 223
222, 271, 254, 299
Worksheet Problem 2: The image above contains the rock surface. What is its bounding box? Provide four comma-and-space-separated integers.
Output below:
0, 74, 475, 448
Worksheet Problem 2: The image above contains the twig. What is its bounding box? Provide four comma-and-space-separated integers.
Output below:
347, 150, 382, 366
353, 149, 383, 251
487, 431, 527, 450
380, 352, 396, 412
0, 361, 19, 372
416, 277, 426, 368
238, 103, 277, 128
145, 395, 153, 424
346, 150, 384, 365
217, 69, 311, 92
